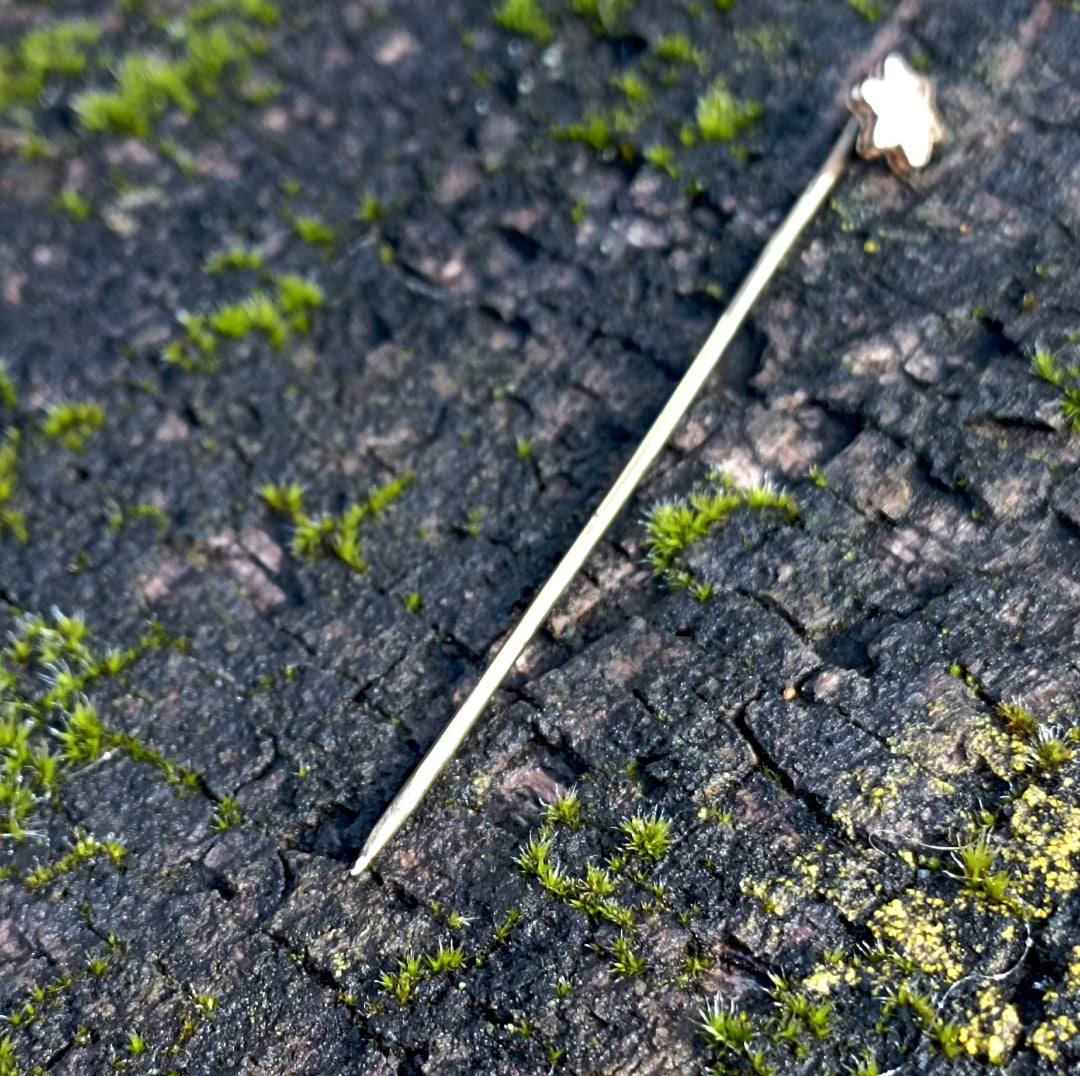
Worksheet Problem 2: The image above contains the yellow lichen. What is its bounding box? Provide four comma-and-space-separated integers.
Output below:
1001, 785, 1080, 917
868, 892, 964, 981
1030, 1013, 1080, 1063
957, 984, 1022, 1064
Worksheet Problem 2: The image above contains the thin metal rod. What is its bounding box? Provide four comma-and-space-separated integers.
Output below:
352, 118, 859, 876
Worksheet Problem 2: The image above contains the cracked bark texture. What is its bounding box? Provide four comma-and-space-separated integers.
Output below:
1, 0, 1080, 1073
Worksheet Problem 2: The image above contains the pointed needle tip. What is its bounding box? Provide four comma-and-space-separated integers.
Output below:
350, 849, 375, 877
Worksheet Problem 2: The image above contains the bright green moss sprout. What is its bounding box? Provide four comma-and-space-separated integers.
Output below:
259, 481, 305, 518
202, 245, 264, 273
644, 143, 677, 176
1029, 724, 1075, 772
609, 934, 646, 978
0, 367, 15, 410
211, 795, 244, 830
425, 941, 465, 973
275, 273, 326, 331
77, 32, 232, 135
0, 610, 189, 844
644, 474, 798, 587
24, 831, 126, 891
1031, 341, 1080, 432
291, 215, 337, 245
210, 291, 288, 347
379, 939, 471, 1005
494, 0, 554, 42
653, 33, 704, 70
0, 20, 101, 113
57, 188, 92, 222
0, 429, 26, 542
542, 786, 582, 829
620, 808, 672, 862
261, 472, 413, 573
696, 79, 763, 142
165, 273, 324, 370
570, 0, 635, 33
356, 193, 386, 224
72, 3, 277, 140
41, 400, 104, 451
846, 0, 890, 21
698, 996, 754, 1052
997, 699, 1037, 738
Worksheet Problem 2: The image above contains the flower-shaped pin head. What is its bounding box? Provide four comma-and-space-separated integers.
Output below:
848, 53, 943, 174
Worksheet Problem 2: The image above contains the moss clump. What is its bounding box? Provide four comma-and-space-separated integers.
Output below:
41, 400, 104, 452
24, 830, 126, 891
0, 366, 15, 411
1031, 339, 1080, 432
695, 78, 763, 142
291, 214, 338, 245
163, 272, 324, 370
569, 0, 635, 33
653, 33, 705, 70
0, 429, 25, 542
0, 610, 191, 844
260, 472, 414, 574
846, 0, 891, 20
56, 187, 92, 222
644, 472, 798, 592
0, 19, 101, 113
72, 3, 277, 141
202, 244, 264, 273
494, 0, 554, 42
356, 193, 386, 224
211, 794, 244, 831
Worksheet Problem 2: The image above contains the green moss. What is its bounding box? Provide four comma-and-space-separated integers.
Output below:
494, 0, 555, 42
0, 428, 25, 542
274, 273, 326, 330
211, 794, 244, 830
24, 830, 126, 891
263, 472, 414, 574
620, 808, 671, 862
696, 78, 763, 141
56, 187, 92, 222
609, 933, 647, 978
653, 33, 705, 70
72, 4, 275, 142
1031, 341, 1080, 432
291, 214, 338, 245
203, 244, 264, 273
210, 290, 288, 346
260, 481, 305, 519
554, 110, 615, 153
0, 19, 101, 113
165, 272, 324, 370
611, 71, 649, 104
644, 473, 798, 587
996, 700, 1037, 738
569, 0, 635, 33
41, 400, 104, 451
542, 786, 582, 829
644, 142, 678, 176
356, 193, 386, 224
0, 610, 190, 844
845, 0, 891, 20
0, 367, 15, 411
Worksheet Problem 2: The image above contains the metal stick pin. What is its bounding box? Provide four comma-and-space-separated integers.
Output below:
352, 53, 943, 877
